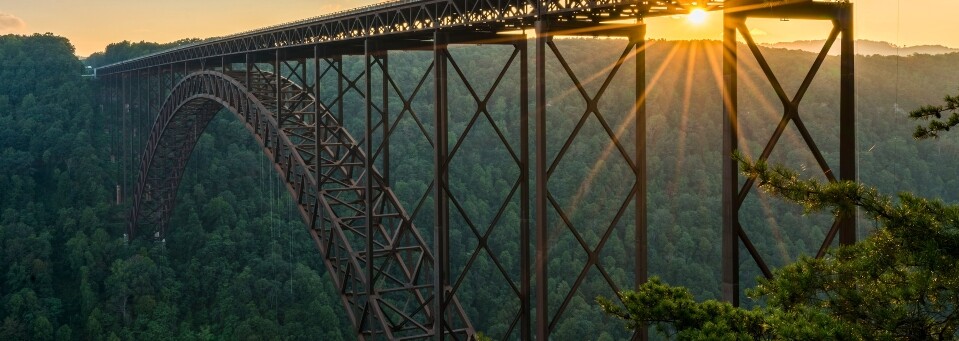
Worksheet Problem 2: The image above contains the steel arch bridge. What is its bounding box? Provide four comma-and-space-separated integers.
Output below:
97, 0, 857, 339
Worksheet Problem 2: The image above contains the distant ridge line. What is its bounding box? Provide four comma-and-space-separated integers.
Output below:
764, 39, 959, 56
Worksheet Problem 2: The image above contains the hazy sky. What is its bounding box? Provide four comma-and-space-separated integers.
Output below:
0, 0, 951, 56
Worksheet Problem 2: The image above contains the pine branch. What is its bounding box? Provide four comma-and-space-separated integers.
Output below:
909, 92, 959, 139
597, 277, 769, 338
735, 152, 959, 259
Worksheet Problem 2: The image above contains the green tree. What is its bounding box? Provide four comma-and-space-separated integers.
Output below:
911, 89, 959, 139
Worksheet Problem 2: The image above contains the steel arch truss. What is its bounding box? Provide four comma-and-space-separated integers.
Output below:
127, 68, 474, 339
721, 2, 856, 304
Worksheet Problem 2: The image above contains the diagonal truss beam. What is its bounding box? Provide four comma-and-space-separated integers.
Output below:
534, 20, 648, 340
722, 2, 856, 306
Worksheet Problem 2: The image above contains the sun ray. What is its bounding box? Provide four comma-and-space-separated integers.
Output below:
565, 41, 684, 214
543, 37, 658, 122
756, 193, 792, 263
667, 41, 700, 197
702, 39, 795, 264
735, 51, 793, 159
703, 40, 724, 102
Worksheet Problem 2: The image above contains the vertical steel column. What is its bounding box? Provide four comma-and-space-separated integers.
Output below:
633, 22, 648, 287
129, 71, 135, 203
722, 13, 741, 306
838, 4, 856, 245
141, 70, 146, 149
633, 22, 649, 341
534, 19, 550, 340
298, 58, 308, 92
114, 75, 121, 202
141, 69, 146, 149
533, 8, 546, 331
109, 75, 115, 203
336, 55, 345, 124
382, 53, 391, 184
122, 73, 129, 202
154, 66, 161, 125
132, 71, 137, 161
149, 67, 154, 125
276, 50, 283, 164
432, 31, 450, 341
146, 69, 151, 147
134, 70, 142, 183
518, 37, 531, 341
245, 54, 252, 90
363, 40, 378, 333
152, 67, 158, 132
313, 46, 321, 119
313, 46, 323, 231
276, 50, 283, 107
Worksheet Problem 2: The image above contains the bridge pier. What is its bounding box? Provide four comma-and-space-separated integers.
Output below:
534, 18, 649, 341
431, 31, 451, 341
428, 31, 533, 340
533, 20, 548, 341
722, 1, 856, 305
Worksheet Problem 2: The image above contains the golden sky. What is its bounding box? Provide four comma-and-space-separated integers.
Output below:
0, 0, 952, 56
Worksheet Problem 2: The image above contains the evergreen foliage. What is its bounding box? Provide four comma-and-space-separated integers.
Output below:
911, 91, 959, 139
0, 34, 350, 340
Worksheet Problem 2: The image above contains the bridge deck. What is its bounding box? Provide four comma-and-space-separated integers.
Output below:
95, 0, 756, 75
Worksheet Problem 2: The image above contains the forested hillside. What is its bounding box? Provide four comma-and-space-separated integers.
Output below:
0, 34, 351, 340
2, 32, 959, 340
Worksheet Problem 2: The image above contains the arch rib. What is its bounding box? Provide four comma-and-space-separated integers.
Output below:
130, 70, 474, 340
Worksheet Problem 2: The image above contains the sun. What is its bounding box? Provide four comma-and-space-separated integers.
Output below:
687, 8, 708, 25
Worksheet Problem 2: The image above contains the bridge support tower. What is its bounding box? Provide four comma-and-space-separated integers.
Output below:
722, 1, 856, 305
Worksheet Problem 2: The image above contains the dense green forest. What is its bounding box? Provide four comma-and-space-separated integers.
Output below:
2, 32, 959, 340
0, 34, 350, 340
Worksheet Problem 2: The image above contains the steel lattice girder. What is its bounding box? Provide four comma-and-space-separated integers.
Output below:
96, 0, 722, 75
531, 20, 648, 340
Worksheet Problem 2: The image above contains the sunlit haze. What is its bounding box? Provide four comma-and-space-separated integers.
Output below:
0, 0, 953, 56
